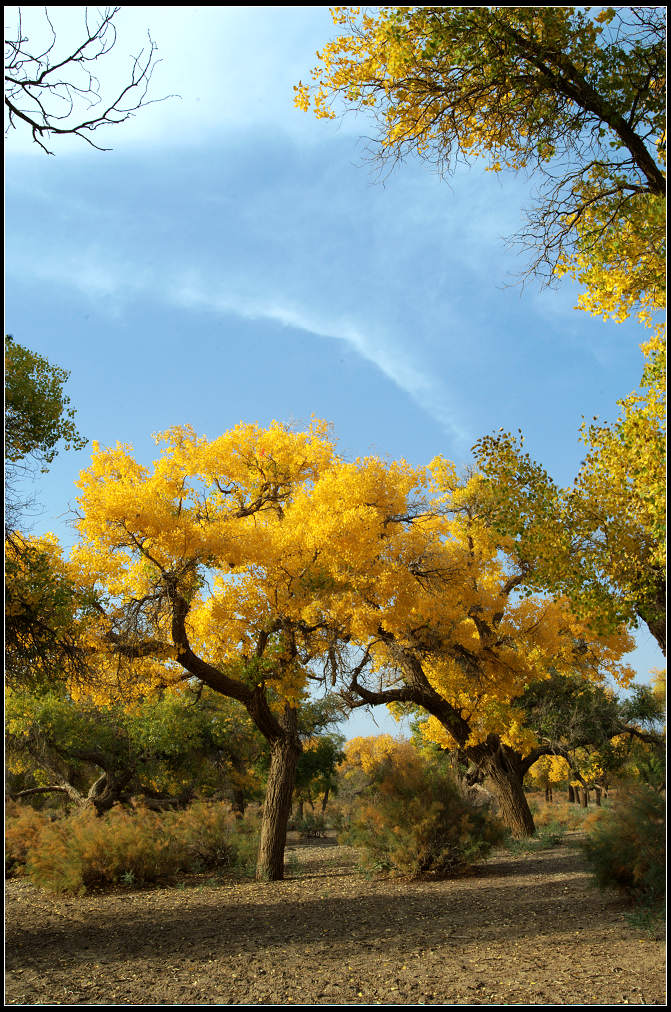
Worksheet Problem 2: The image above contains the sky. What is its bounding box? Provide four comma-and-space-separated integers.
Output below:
4, 6, 665, 739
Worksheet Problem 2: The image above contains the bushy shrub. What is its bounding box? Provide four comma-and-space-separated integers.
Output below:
341, 743, 505, 878
5, 801, 54, 876
10, 801, 259, 894
164, 801, 238, 871
580, 784, 665, 906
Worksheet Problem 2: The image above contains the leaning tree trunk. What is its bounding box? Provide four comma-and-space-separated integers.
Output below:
256, 719, 301, 881
477, 744, 536, 837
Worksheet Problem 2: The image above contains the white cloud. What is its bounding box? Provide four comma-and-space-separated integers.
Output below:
4, 6, 345, 155
174, 277, 470, 444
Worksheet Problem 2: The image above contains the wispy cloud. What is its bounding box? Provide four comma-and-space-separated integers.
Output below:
173, 277, 471, 446
6, 235, 470, 446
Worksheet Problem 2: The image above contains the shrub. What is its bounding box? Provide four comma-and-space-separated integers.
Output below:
294, 811, 327, 839
164, 801, 238, 871
17, 801, 259, 894
25, 805, 181, 893
580, 784, 665, 906
341, 743, 505, 878
5, 802, 55, 877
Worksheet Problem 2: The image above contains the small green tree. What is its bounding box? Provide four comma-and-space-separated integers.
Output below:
5, 334, 91, 689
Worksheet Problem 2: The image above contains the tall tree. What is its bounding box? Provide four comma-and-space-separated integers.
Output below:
293, 455, 636, 836
296, 6, 665, 306
71, 420, 359, 879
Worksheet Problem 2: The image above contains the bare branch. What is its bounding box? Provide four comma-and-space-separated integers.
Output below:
4, 7, 176, 154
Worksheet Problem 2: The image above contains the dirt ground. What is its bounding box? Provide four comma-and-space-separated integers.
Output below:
5, 831, 666, 1006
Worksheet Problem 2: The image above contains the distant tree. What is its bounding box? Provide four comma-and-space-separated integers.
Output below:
293, 732, 346, 818
4, 6, 166, 154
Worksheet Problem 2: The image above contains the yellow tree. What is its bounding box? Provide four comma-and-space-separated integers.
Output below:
295, 456, 635, 836
73, 422, 636, 841
72, 419, 342, 880
71, 419, 427, 878
296, 7, 665, 298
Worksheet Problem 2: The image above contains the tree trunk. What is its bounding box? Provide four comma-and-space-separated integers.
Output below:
568, 784, 575, 803
481, 748, 535, 837
321, 785, 330, 815
580, 787, 589, 808
594, 787, 602, 806
256, 730, 300, 881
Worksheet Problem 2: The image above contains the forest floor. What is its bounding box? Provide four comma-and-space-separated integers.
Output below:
5, 830, 666, 1006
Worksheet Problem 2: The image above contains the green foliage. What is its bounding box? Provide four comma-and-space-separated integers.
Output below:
7, 801, 260, 894
580, 784, 665, 907
4, 534, 92, 690
5, 334, 90, 687
341, 742, 505, 878
472, 339, 666, 652
519, 671, 622, 749
294, 732, 345, 812
6, 687, 267, 812
4, 334, 86, 472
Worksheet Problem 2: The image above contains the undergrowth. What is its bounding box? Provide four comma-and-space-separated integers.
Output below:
5, 801, 260, 894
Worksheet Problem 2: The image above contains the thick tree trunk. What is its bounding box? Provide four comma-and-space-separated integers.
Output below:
256, 732, 300, 881
478, 746, 535, 837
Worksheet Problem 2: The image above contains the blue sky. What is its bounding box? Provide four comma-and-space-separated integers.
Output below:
5, 7, 664, 738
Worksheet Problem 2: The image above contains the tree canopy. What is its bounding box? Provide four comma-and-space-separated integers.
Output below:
473, 331, 666, 654
70, 419, 641, 837
296, 6, 666, 310
5, 334, 86, 531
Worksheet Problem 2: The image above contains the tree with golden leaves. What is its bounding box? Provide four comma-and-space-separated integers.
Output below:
296, 6, 665, 303
72, 421, 636, 843
71, 419, 428, 878
309, 458, 635, 837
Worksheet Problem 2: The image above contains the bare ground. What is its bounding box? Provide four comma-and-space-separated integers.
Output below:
4, 832, 666, 1006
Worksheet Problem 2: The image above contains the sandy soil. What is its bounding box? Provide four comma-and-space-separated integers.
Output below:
5, 832, 665, 1006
